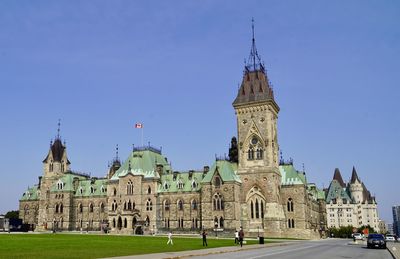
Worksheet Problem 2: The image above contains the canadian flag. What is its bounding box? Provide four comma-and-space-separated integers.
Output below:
135, 123, 143, 129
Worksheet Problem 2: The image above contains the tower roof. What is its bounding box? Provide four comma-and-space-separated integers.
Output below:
43, 138, 70, 164
233, 19, 278, 109
350, 166, 360, 184
332, 168, 346, 188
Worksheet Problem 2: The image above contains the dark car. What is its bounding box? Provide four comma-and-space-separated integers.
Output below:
367, 234, 386, 249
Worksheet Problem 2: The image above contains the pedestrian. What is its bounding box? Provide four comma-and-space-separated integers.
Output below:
167, 231, 173, 245
239, 227, 244, 247
202, 230, 208, 246
235, 230, 239, 244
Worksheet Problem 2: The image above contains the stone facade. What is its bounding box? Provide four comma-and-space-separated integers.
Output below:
19, 32, 327, 239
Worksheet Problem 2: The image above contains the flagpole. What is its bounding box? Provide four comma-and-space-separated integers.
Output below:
141, 127, 143, 147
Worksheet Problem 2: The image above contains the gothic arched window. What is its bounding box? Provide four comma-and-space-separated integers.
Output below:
178, 200, 183, 211
146, 199, 152, 211
287, 198, 294, 212
126, 180, 133, 195
214, 176, 221, 187
164, 200, 170, 211
213, 193, 223, 211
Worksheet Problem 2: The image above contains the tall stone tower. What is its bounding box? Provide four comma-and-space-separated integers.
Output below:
37, 123, 70, 231
233, 21, 285, 237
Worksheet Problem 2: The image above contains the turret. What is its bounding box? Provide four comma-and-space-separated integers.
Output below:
42, 121, 70, 177
348, 166, 363, 204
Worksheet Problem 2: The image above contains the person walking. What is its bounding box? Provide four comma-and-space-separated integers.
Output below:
239, 228, 244, 247
202, 230, 208, 246
167, 231, 173, 245
235, 230, 239, 244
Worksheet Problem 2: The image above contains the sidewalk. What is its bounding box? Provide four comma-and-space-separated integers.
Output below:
387, 242, 400, 259
101, 242, 291, 259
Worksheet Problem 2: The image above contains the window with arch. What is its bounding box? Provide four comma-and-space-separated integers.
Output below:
164, 200, 170, 211
192, 180, 198, 189
248, 187, 266, 220
146, 199, 152, 211
56, 180, 64, 190
100, 203, 105, 213
78, 203, 83, 213
126, 180, 133, 195
124, 218, 127, 228
145, 216, 150, 227
111, 200, 117, 212
90, 186, 95, 194
55, 204, 59, 213
178, 200, 183, 211
214, 176, 221, 187
60, 203, 63, 213
213, 193, 224, 210
287, 198, 294, 212
248, 136, 264, 160
288, 218, 295, 228
79, 187, 83, 195
49, 160, 54, 172
147, 186, 151, 194
101, 185, 106, 193
89, 203, 94, 213
127, 200, 132, 210
113, 188, 117, 196
191, 200, 197, 210
163, 182, 169, 190
177, 179, 184, 190
112, 218, 116, 228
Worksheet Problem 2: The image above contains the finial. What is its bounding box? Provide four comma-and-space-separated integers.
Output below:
252, 17, 255, 43
132, 144, 134, 152
57, 119, 61, 139
302, 163, 305, 173
128, 160, 131, 171
50, 140, 53, 147
116, 144, 119, 160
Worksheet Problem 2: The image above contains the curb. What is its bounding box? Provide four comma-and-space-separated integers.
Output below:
161, 243, 291, 259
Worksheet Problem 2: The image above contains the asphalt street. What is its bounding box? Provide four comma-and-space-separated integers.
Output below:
188, 239, 392, 259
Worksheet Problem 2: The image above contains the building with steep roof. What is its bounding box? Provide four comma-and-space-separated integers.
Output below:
325, 167, 380, 231
19, 24, 327, 239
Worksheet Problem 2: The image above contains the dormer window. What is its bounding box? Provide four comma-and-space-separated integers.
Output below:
177, 180, 184, 190
101, 185, 106, 193
90, 186, 95, 194
56, 180, 64, 190
192, 180, 198, 189
164, 182, 169, 190
79, 187, 83, 195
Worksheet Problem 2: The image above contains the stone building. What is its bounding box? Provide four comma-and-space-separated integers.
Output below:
325, 167, 380, 232
19, 26, 327, 239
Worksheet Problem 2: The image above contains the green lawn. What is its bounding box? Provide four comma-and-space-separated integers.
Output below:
0, 233, 260, 259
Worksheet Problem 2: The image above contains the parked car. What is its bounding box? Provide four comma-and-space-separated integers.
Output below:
385, 234, 396, 242
353, 233, 364, 240
367, 234, 386, 249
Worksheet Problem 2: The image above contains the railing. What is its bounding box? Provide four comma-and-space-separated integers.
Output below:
133, 145, 162, 154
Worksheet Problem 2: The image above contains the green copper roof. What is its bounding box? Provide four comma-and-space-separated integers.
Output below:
201, 160, 241, 183
111, 148, 171, 180
75, 178, 108, 197
20, 185, 39, 201
307, 183, 326, 201
279, 164, 306, 185
158, 171, 203, 193
326, 180, 351, 203
50, 173, 87, 192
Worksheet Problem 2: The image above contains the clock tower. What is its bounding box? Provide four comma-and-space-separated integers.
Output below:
233, 21, 285, 236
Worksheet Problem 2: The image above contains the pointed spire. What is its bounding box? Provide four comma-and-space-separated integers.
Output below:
57, 119, 61, 139
245, 18, 264, 73
333, 168, 346, 188
350, 166, 360, 184
115, 144, 119, 161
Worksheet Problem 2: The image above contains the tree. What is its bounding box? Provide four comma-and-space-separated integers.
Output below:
5, 210, 19, 219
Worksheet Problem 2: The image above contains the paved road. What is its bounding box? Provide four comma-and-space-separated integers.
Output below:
188, 239, 392, 259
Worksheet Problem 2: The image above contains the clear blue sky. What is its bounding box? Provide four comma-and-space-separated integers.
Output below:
0, 1, 399, 223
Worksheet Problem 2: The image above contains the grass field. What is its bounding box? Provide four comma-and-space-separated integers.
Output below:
0, 233, 260, 259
